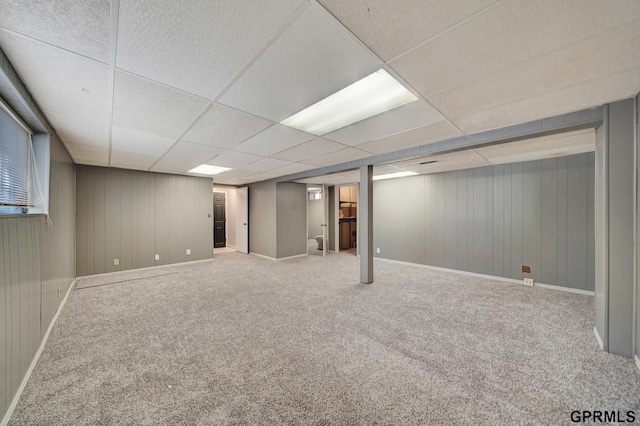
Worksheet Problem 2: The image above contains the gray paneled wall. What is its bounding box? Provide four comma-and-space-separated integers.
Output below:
249, 181, 277, 258
76, 166, 213, 276
277, 182, 307, 258
0, 134, 75, 420
374, 152, 595, 291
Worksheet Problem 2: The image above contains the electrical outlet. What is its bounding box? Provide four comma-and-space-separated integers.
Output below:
376, 248, 380, 254
113, 258, 119, 266
154, 254, 160, 261
186, 249, 191, 255
524, 278, 534, 286
57, 287, 61, 298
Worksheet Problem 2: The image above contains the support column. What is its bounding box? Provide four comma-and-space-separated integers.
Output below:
595, 97, 637, 358
359, 165, 373, 284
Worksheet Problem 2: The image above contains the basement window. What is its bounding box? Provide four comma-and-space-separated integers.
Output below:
0, 99, 47, 215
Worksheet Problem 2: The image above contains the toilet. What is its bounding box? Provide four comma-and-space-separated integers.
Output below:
315, 235, 323, 250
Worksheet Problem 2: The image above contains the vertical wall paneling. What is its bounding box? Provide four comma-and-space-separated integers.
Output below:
373, 153, 595, 290
510, 163, 524, 279
423, 176, 434, 265
120, 170, 132, 271
1, 134, 75, 422
485, 169, 494, 275
567, 155, 589, 290
456, 170, 469, 271
523, 161, 542, 282
76, 167, 87, 277
436, 174, 446, 267
556, 156, 569, 287
502, 164, 512, 279
104, 168, 120, 273
75, 167, 213, 275
587, 160, 595, 293
249, 181, 277, 258
541, 159, 559, 286
374, 176, 425, 264
493, 165, 504, 277
444, 173, 457, 269
86, 168, 95, 275
473, 168, 487, 275
0, 220, 6, 415
276, 183, 307, 259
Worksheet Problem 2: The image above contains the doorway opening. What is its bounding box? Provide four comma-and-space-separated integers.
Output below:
213, 192, 226, 249
338, 184, 358, 256
306, 184, 327, 256
212, 186, 247, 255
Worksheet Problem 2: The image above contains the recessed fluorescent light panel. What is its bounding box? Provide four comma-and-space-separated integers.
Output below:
188, 164, 232, 175
307, 187, 322, 191
280, 69, 418, 136
373, 171, 419, 181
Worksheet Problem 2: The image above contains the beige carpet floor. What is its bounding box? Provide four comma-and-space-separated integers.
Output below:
9, 251, 640, 425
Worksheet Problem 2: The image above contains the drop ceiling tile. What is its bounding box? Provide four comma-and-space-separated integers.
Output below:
111, 126, 176, 156
182, 102, 273, 149
161, 141, 223, 163
116, 0, 303, 98
393, 150, 490, 174
150, 161, 195, 174
0, 30, 109, 122
318, 0, 496, 61
428, 20, 640, 123
243, 158, 292, 172
474, 129, 596, 164
206, 151, 262, 168
324, 100, 444, 146
65, 142, 109, 165
354, 120, 462, 155
390, 0, 640, 97
152, 141, 223, 173
452, 67, 640, 134
110, 151, 160, 171
212, 169, 259, 181
271, 162, 316, 175
241, 171, 282, 183
233, 124, 315, 157
45, 110, 109, 148
272, 138, 346, 162
218, 4, 381, 121
113, 71, 209, 139
0, 0, 110, 62
304, 148, 372, 167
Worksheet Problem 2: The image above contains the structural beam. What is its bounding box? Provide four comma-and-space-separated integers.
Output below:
359, 165, 373, 284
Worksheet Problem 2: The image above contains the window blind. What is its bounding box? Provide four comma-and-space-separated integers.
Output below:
0, 105, 32, 212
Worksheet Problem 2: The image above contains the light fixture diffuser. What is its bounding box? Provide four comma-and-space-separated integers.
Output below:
373, 171, 419, 181
280, 69, 418, 136
188, 164, 232, 175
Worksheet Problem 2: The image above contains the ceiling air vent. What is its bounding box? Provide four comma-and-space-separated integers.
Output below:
419, 160, 438, 165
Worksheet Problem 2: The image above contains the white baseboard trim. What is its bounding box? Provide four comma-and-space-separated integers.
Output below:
374, 257, 595, 296
593, 326, 605, 351
634, 355, 640, 373
276, 253, 308, 261
76, 258, 214, 279
250, 252, 308, 261
1, 278, 76, 426
250, 252, 277, 261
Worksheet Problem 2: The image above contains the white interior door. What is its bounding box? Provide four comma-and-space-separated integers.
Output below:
236, 187, 248, 254
322, 185, 328, 256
